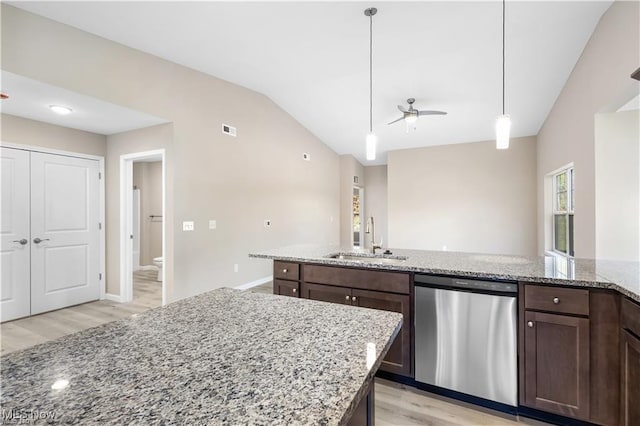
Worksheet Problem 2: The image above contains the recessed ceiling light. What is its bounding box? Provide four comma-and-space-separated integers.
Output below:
51, 379, 69, 390
49, 105, 73, 115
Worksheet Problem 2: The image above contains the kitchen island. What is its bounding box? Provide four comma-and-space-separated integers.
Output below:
249, 245, 640, 426
1, 288, 402, 425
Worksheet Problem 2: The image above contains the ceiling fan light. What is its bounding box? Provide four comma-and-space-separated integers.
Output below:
496, 114, 511, 150
404, 114, 418, 124
366, 132, 377, 160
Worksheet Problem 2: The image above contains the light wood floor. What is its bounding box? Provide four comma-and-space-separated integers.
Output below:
1, 270, 162, 356
2, 278, 547, 425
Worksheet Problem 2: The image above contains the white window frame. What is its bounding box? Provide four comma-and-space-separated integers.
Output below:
551, 167, 574, 258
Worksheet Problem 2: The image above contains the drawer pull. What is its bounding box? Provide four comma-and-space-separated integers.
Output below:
352, 296, 357, 302
345, 295, 350, 301
292, 288, 297, 293
553, 297, 560, 304
527, 321, 534, 328
282, 268, 288, 273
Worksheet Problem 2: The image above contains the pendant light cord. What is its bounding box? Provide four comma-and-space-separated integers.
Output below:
502, 0, 505, 115
369, 11, 373, 133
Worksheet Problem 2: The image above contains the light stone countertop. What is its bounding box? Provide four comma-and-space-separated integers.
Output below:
1, 289, 402, 425
249, 245, 640, 303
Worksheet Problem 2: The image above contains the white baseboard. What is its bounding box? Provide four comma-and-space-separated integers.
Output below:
104, 293, 123, 303
235, 275, 273, 291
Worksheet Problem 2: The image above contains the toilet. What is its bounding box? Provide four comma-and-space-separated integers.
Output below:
153, 257, 163, 282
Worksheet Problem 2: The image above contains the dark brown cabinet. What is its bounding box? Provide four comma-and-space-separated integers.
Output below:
621, 298, 640, 426
523, 310, 590, 419
273, 261, 300, 298
295, 264, 413, 378
274, 279, 299, 297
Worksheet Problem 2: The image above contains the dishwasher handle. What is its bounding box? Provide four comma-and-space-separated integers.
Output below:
415, 274, 517, 294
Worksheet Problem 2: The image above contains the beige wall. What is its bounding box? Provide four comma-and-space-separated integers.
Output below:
364, 166, 388, 249
388, 137, 537, 256
105, 124, 174, 297
536, 0, 640, 258
595, 109, 640, 261
2, 5, 340, 300
133, 161, 163, 266
1, 113, 106, 157
339, 155, 365, 247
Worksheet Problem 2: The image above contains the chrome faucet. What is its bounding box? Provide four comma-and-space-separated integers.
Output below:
365, 216, 382, 254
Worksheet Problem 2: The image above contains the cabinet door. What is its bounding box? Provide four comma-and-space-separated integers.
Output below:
621, 330, 640, 426
352, 289, 411, 377
274, 279, 299, 298
301, 282, 351, 305
524, 311, 590, 420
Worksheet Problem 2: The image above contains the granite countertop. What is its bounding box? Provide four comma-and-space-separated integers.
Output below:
1, 289, 402, 425
249, 245, 640, 303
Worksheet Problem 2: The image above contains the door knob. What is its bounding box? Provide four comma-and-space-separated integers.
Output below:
352, 296, 357, 302
345, 295, 350, 301
553, 297, 560, 304
12, 239, 28, 245
33, 238, 50, 244
292, 288, 297, 293
527, 321, 534, 328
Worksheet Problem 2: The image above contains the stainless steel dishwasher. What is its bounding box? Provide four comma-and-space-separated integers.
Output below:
414, 274, 517, 407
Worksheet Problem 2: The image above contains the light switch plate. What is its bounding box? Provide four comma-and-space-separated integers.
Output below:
183, 221, 194, 231
264, 219, 271, 228
209, 220, 217, 230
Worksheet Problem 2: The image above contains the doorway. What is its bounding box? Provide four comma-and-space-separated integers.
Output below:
120, 150, 166, 306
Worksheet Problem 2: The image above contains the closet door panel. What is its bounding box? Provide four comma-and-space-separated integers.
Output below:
0, 148, 31, 322
30, 152, 100, 314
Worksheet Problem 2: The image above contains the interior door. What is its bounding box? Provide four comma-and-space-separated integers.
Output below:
30, 152, 100, 314
0, 147, 31, 322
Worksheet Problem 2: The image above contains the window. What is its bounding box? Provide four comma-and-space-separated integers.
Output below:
553, 167, 574, 257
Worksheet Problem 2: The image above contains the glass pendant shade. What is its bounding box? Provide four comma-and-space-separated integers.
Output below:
496, 114, 511, 150
366, 132, 377, 160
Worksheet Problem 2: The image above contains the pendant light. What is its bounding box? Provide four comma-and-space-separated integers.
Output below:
365, 7, 377, 161
496, 0, 511, 150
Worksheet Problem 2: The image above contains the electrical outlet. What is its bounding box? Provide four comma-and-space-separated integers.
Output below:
264, 219, 271, 228
209, 220, 217, 230
183, 221, 194, 231
233, 264, 239, 273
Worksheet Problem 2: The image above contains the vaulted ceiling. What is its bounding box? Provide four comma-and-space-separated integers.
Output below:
10, 1, 612, 164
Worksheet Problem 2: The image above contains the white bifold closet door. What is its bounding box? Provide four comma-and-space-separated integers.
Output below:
0, 147, 101, 322
0, 148, 31, 322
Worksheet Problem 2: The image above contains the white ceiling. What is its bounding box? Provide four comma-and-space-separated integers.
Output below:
10, 1, 612, 164
1, 71, 168, 135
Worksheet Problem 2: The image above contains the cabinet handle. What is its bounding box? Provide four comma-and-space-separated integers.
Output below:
527, 321, 534, 328
282, 268, 288, 273
292, 288, 297, 293
352, 296, 357, 302
553, 297, 560, 304
345, 295, 350, 301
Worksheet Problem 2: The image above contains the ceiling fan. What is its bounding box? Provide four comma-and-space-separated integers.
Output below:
388, 98, 447, 129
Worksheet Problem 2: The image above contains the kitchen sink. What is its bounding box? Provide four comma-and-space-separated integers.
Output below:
326, 253, 407, 265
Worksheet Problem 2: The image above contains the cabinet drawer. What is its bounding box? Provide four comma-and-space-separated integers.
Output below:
622, 298, 640, 337
273, 261, 300, 281
274, 279, 299, 298
303, 264, 410, 294
524, 285, 589, 316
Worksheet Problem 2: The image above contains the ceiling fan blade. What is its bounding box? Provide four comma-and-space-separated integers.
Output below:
387, 116, 405, 125
397, 105, 408, 113
418, 110, 447, 116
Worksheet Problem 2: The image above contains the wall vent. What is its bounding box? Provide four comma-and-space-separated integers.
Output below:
222, 124, 237, 137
